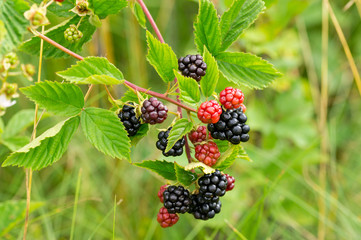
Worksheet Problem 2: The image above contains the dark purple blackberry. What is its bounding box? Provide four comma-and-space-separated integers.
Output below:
188, 194, 222, 220
207, 107, 250, 144
156, 127, 185, 157
198, 170, 227, 200
141, 97, 168, 125
118, 103, 141, 136
178, 54, 207, 82
163, 185, 191, 214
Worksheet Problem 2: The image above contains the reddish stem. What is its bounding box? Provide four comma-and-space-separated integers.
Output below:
137, 0, 192, 162
137, 0, 165, 43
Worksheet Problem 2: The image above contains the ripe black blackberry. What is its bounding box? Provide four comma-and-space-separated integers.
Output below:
198, 170, 227, 200
207, 107, 250, 145
188, 194, 222, 220
163, 185, 191, 214
141, 97, 168, 125
178, 54, 207, 82
156, 127, 185, 157
118, 103, 141, 136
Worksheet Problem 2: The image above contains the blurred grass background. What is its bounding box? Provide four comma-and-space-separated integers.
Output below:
1, 0, 361, 239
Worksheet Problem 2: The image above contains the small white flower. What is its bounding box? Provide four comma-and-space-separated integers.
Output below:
0, 94, 16, 108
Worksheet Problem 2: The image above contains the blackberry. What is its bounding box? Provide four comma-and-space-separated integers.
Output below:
188, 194, 222, 220
64, 25, 83, 43
198, 170, 227, 200
163, 185, 191, 214
207, 107, 250, 145
157, 207, 179, 228
178, 54, 207, 82
156, 127, 185, 157
118, 103, 141, 136
141, 97, 168, 125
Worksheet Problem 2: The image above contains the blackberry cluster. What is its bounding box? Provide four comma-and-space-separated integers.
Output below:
141, 97, 168, 125
188, 194, 222, 220
156, 128, 185, 157
207, 108, 250, 144
189, 170, 227, 220
163, 185, 191, 214
178, 54, 207, 82
118, 103, 141, 136
64, 25, 83, 43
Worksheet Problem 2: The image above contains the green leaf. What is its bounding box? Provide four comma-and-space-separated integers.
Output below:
2, 109, 49, 139
214, 145, 251, 171
0, 200, 43, 237
130, 124, 149, 146
120, 90, 148, 104
135, 160, 176, 181
0, 117, 4, 135
185, 162, 215, 174
81, 108, 131, 161
20, 15, 96, 58
57, 57, 124, 84
165, 119, 193, 153
21, 81, 84, 117
201, 47, 219, 97
219, 0, 265, 51
146, 31, 178, 83
89, 15, 102, 27
213, 139, 229, 153
2, 136, 30, 152
216, 52, 282, 89
194, 0, 221, 55
0, 0, 29, 58
174, 162, 198, 186
174, 71, 200, 104
131, 2, 146, 29
2, 116, 80, 170
90, 0, 127, 19
29, 0, 74, 17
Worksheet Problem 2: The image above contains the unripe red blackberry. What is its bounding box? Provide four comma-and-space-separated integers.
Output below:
117, 103, 141, 136
225, 174, 235, 191
207, 107, 250, 144
198, 170, 227, 200
188, 194, 222, 220
156, 127, 185, 157
188, 126, 211, 144
197, 100, 222, 124
178, 54, 207, 82
163, 185, 191, 214
64, 24, 83, 43
195, 142, 220, 167
141, 97, 168, 125
157, 207, 179, 228
158, 185, 168, 203
219, 87, 244, 110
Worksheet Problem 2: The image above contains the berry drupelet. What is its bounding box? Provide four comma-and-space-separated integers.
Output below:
163, 185, 191, 214
118, 103, 141, 136
156, 128, 185, 157
208, 107, 250, 144
178, 54, 207, 82
225, 174, 235, 191
141, 97, 168, 125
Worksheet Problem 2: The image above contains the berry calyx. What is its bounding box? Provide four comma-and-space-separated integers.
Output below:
178, 54, 207, 82
64, 24, 83, 43
163, 185, 191, 214
141, 97, 168, 125
156, 128, 185, 157
197, 100, 222, 124
158, 185, 168, 203
157, 207, 179, 228
118, 103, 142, 136
208, 107, 250, 144
188, 126, 210, 144
195, 142, 220, 167
198, 170, 227, 200
225, 174, 235, 191
219, 87, 244, 110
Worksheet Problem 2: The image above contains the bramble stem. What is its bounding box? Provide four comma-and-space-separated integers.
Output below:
137, 0, 193, 163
